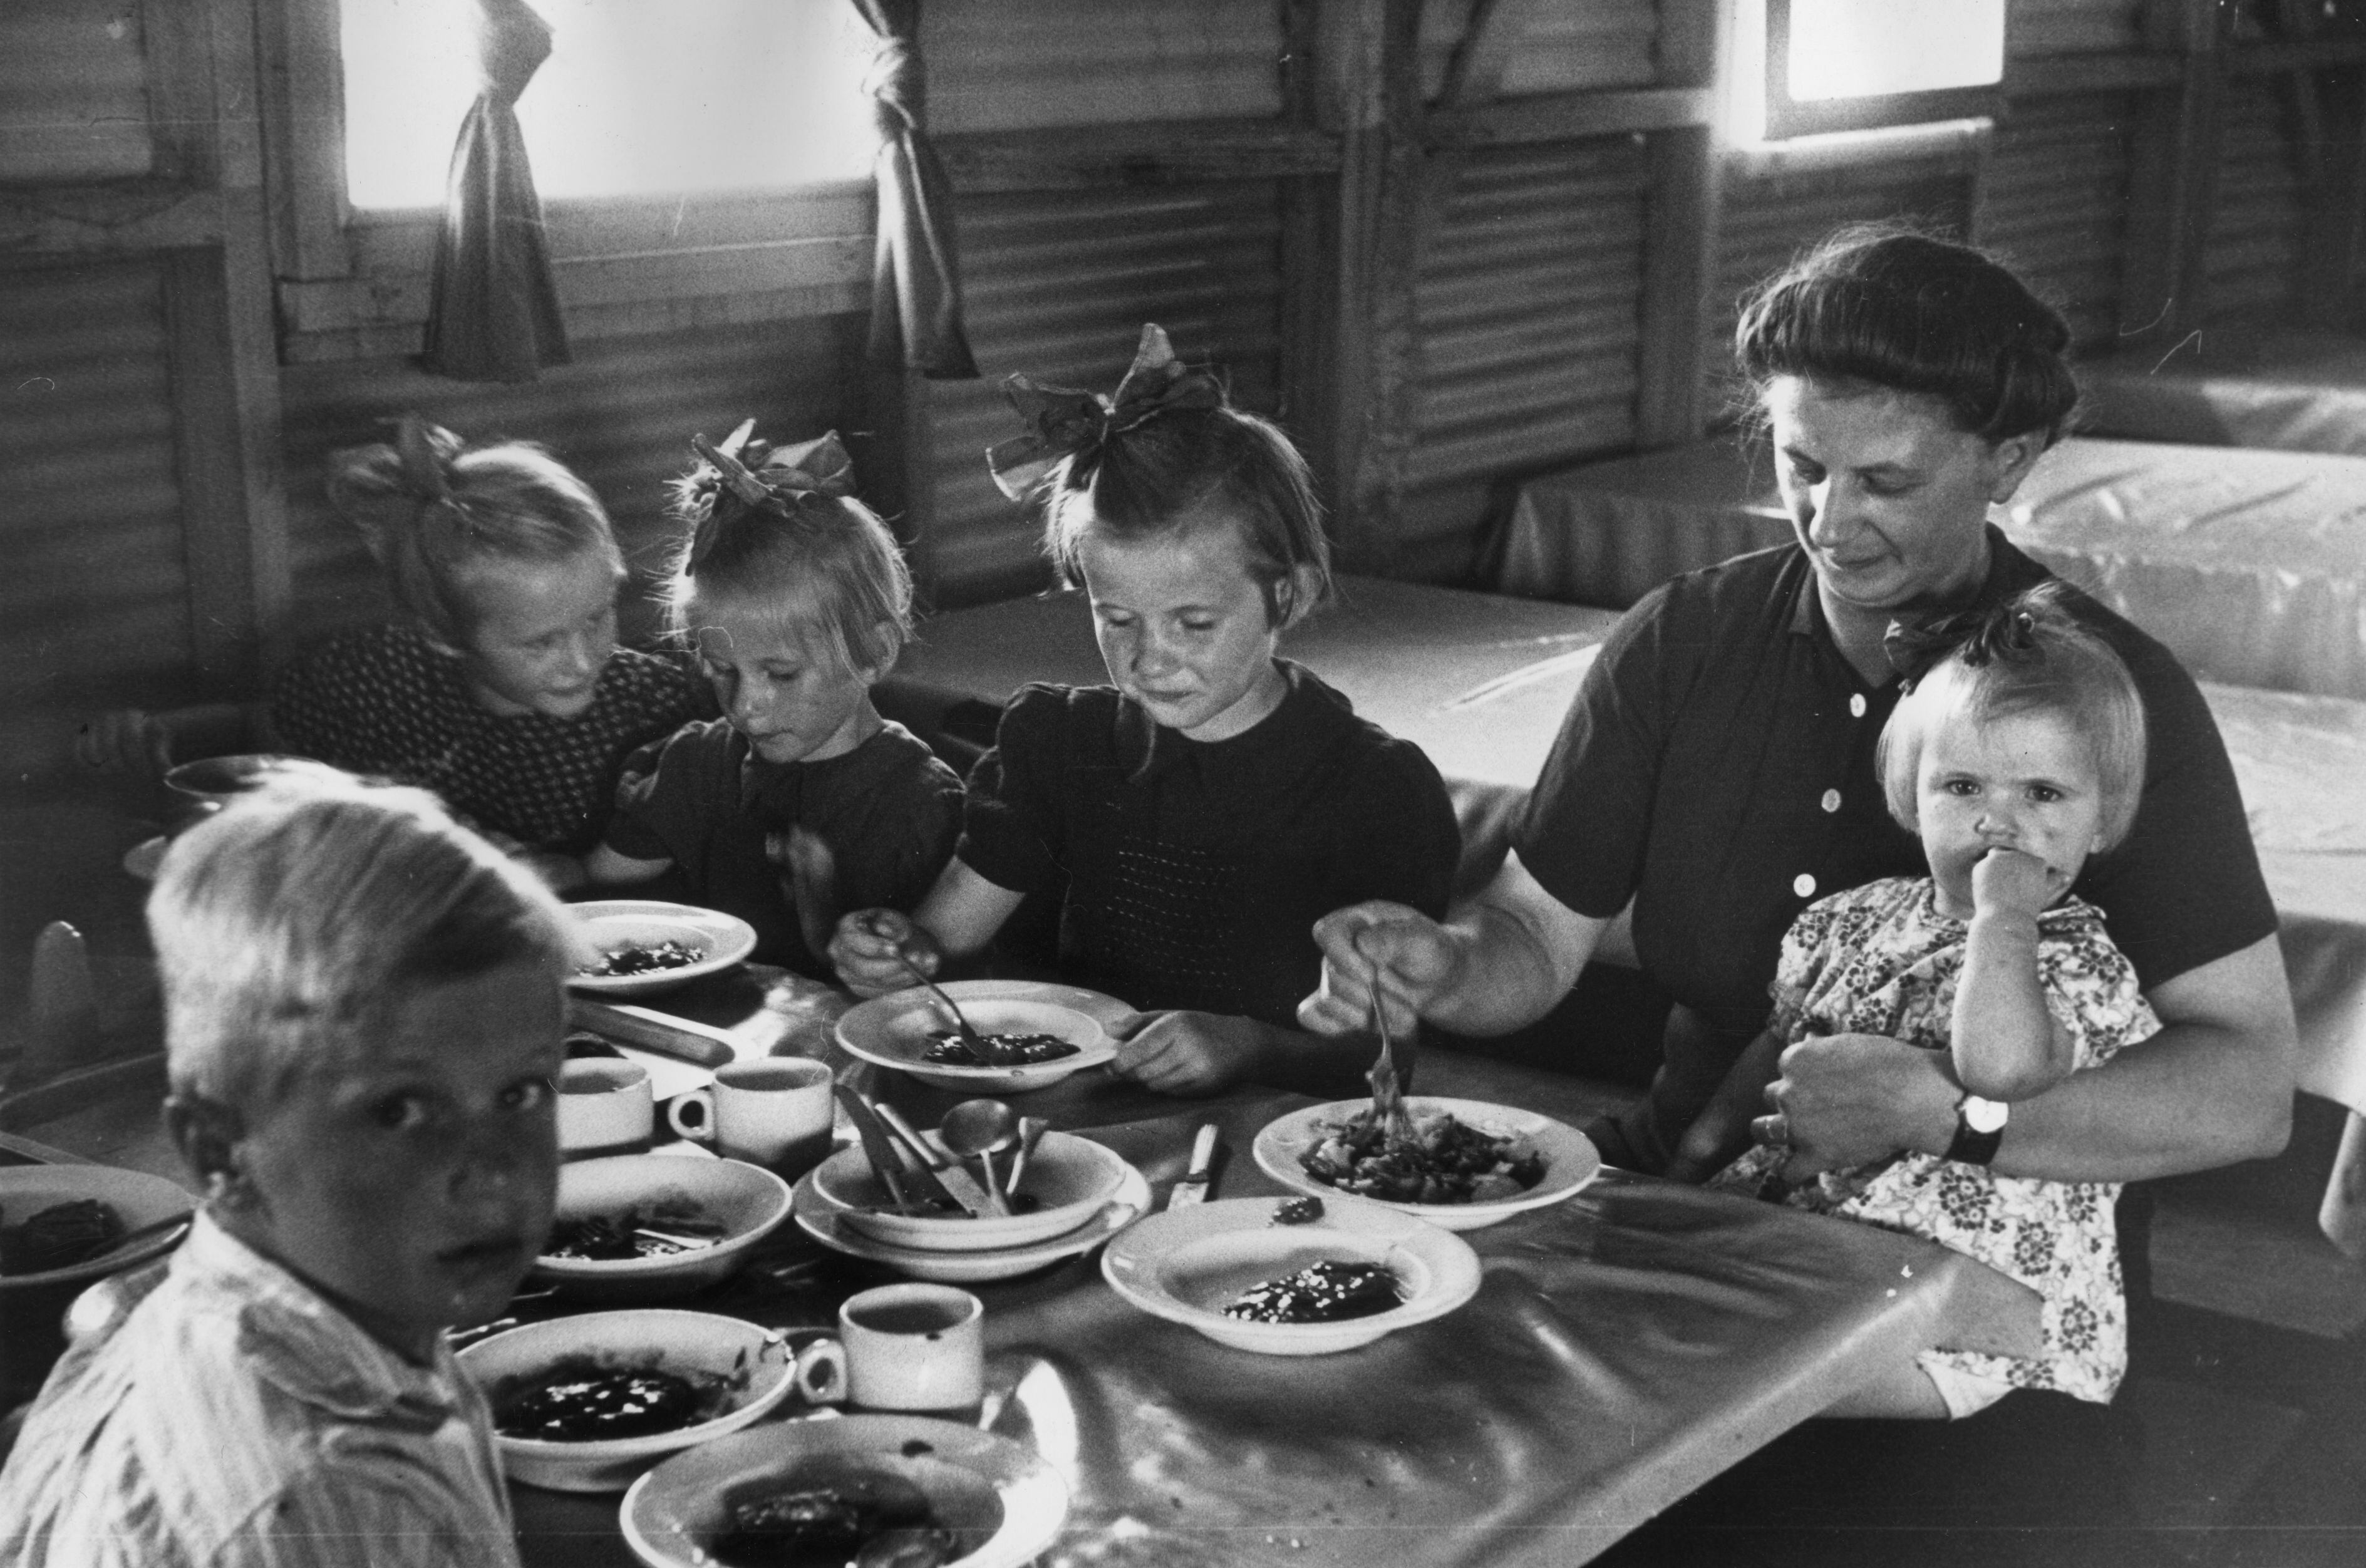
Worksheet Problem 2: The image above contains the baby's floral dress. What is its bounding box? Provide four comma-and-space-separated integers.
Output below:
1714, 876, 2160, 1403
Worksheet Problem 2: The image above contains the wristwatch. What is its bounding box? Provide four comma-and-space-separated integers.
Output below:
1946, 1093, 2008, 1165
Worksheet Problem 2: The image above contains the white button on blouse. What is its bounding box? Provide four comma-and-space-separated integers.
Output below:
1821, 788, 1841, 813
1849, 693, 1867, 718
1793, 873, 1817, 898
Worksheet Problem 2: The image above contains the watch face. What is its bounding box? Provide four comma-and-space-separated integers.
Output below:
1963, 1095, 2010, 1134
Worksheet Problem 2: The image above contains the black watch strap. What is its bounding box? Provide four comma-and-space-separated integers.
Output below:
1945, 1096, 2007, 1166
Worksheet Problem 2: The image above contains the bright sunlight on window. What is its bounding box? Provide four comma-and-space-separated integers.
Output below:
1787, 0, 2003, 103
341, 0, 879, 212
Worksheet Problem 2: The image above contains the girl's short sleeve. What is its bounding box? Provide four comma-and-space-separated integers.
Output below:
2038, 919, 2162, 1071
954, 685, 1072, 894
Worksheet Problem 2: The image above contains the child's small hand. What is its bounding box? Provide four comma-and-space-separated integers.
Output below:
829, 908, 931, 998
1970, 847, 2063, 921
1108, 1010, 1263, 1097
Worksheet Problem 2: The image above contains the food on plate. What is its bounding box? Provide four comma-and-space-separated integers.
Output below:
1221, 1261, 1403, 1324
919, 1031, 1078, 1068
0, 1198, 126, 1276
707, 1470, 961, 1568
491, 1361, 726, 1442
1298, 1107, 1546, 1205
1270, 1197, 1325, 1227
579, 939, 706, 977
542, 1207, 728, 1261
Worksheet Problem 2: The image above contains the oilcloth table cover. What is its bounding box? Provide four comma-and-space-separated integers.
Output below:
1492, 435, 2366, 701
974, 1101, 2035, 1568
2077, 334, 2366, 457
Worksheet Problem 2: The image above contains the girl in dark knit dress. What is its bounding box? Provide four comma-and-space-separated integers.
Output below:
832, 326, 1459, 1096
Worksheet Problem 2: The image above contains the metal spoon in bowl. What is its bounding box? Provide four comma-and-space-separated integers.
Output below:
861, 914, 1002, 1065
938, 1099, 1020, 1217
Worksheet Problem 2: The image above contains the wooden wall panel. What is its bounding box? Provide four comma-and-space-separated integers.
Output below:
2204, 74, 2308, 325
1402, 137, 1651, 581
1416, 0, 1660, 100
0, 259, 189, 711
925, 0, 1284, 132
0, 0, 155, 182
2008, 0, 2148, 58
1980, 93, 2137, 349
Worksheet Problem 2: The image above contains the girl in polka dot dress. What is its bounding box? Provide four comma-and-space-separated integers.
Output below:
85, 419, 712, 885
586, 427, 963, 977
1670, 585, 2161, 1419
829, 325, 1460, 1096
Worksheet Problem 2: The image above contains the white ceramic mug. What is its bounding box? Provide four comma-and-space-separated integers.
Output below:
555, 1058, 653, 1160
666, 1057, 834, 1175
792, 1283, 985, 1415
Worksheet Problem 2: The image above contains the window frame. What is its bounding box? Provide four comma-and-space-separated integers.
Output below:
260, 0, 876, 363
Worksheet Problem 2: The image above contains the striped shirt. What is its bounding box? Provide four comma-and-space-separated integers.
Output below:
0, 1215, 521, 1568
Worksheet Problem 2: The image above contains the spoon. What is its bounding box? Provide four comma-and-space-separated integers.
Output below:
1001, 1115, 1051, 1198
938, 1099, 1020, 1217
862, 914, 1001, 1064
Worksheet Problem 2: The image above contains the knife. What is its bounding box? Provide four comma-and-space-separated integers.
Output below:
834, 1085, 918, 1215
1166, 1123, 1219, 1210
872, 1101, 998, 1219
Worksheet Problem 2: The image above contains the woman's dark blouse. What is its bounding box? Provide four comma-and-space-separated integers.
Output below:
1514, 530, 2278, 1046
272, 624, 713, 854
959, 663, 1462, 1029
603, 718, 964, 976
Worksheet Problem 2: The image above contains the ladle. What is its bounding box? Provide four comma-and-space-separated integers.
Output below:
938, 1098, 1021, 1217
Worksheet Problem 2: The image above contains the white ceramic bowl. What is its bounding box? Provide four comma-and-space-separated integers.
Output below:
1251, 1096, 1602, 1232
835, 986, 1115, 1091
567, 900, 758, 998
809, 1132, 1130, 1252
621, 1413, 1069, 1568
162, 752, 302, 806
0, 1165, 192, 1293
459, 1309, 799, 1492
793, 1165, 1151, 1285
1100, 1194, 1481, 1356
532, 1155, 792, 1301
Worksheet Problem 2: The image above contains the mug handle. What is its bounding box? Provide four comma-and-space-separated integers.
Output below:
666, 1087, 716, 1143
793, 1337, 847, 1405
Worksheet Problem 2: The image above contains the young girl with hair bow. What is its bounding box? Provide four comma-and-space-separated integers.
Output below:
831, 325, 1460, 1096
82, 417, 711, 887
586, 425, 963, 976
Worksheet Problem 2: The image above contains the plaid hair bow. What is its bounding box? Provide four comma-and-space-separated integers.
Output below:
1883, 599, 2041, 687
686, 421, 856, 569
984, 323, 1224, 502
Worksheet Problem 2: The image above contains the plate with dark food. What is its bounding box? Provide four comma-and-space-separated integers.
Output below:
458, 1309, 800, 1492
0, 1165, 193, 1292
621, 1413, 1067, 1568
835, 983, 1121, 1091
1252, 1095, 1601, 1232
533, 1155, 792, 1300
1100, 1193, 1480, 1354
567, 901, 758, 999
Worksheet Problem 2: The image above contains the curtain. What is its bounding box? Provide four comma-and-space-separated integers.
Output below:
852, 0, 979, 379
421, 0, 571, 382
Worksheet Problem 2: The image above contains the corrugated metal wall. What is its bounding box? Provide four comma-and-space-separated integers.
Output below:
0, 259, 189, 711
924, 0, 1283, 132
2205, 75, 2307, 324
1403, 137, 1651, 581
2007, 0, 2147, 58
0, 0, 153, 182
278, 316, 862, 648
1978, 94, 2136, 349
922, 183, 1287, 608
1712, 156, 1980, 407
1417, 0, 1660, 100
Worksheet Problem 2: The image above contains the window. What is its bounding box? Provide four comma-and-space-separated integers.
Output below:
339, 0, 878, 211
1728, 0, 2005, 144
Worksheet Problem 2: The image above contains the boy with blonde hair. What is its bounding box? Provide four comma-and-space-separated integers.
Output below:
1, 766, 573, 1567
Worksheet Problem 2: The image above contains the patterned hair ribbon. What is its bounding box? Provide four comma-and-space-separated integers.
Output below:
984, 322, 1225, 502
1883, 596, 2043, 688
686, 425, 857, 570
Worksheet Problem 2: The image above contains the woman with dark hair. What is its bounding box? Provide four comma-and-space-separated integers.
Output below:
1298, 226, 2295, 1551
